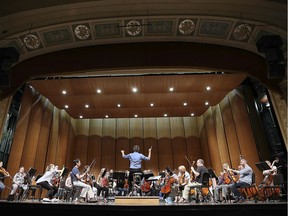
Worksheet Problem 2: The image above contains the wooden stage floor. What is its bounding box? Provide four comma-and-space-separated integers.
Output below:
1, 197, 287, 216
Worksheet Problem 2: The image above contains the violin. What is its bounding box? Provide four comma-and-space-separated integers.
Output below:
0, 167, 11, 179
141, 179, 151, 193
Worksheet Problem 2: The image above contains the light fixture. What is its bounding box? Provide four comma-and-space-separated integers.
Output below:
164, 114, 168, 117
96, 89, 101, 94
105, 115, 109, 118
169, 87, 174, 92
183, 102, 187, 106
62, 90, 67, 95
191, 113, 195, 116
79, 115, 83, 119
150, 103, 154, 107
205, 101, 209, 106
64, 105, 69, 109
206, 86, 211, 91
132, 87, 138, 93
117, 104, 121, 108
134, 114, 138, 118
85, 104, 89, 108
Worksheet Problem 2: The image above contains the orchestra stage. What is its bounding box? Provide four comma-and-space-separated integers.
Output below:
1, 199, 286, 216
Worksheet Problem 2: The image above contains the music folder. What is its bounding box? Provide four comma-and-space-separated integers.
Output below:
147, 175, 161, 182
255, 161, 270, 171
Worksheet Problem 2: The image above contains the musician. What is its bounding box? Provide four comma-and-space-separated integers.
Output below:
160, 167, 177, 203
71, 159, 97, 203
121, 145, 152, 193
173, 165, 190, 202
227, 158, 253, 203
36, 164, 62, 202
140, 170, 153, 196
7, 166, 27, 201
179, 159, 208, 203
96, 169, 110, 203
263, 160, 277, 177
0, 160, 10, 192
214, 163, 236, 203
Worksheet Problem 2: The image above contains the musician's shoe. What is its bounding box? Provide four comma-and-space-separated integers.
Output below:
42, 198, 52, 202
238, 197, 245, 203
88, 198, 97, 203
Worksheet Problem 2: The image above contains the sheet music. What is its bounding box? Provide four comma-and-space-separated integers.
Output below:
147, 175, 161, 181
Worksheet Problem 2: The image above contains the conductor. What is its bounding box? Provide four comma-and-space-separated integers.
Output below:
121, 145, 152, 193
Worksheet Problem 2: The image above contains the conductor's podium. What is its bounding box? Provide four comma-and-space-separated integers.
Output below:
114, 196, 160, 205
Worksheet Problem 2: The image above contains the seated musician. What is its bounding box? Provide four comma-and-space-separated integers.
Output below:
96, 169, 110, 202
214, 163, 236, 203
7, 166, 28, 201
140, 170, 153, 196
227, 158, 253, 203
71, 159, 97, 203
0, 160, 10, 192
160, 167, 177, 204
173, 165, 190, 202
36, 164, 62, 202
179, 159, 208, 203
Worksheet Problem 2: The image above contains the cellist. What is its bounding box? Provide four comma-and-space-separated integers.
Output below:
160, 167, 176, 203
214, 163, 236, 203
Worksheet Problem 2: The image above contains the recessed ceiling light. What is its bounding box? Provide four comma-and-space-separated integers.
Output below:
191, 113, 195, 116
164, 114, 168, 117
105, 115, 109, 118
150, 103, 154, 107
117, 104, 121, 108
134, 114, 138, 118
96, 89, 101, 94
169, 87, 174, 92
79, 115, 83, 119
85, 104, 89, 108
205, 101, 209, 106
206, 86, 211, 91
183, 102, 187, 106
62, 90, 67, 95
64, 105, 69, 109
132, 87, 138, 93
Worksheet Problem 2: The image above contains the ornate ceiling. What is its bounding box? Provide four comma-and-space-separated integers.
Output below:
0, 0, 286, 118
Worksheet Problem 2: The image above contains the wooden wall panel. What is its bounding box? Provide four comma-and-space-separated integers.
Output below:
197, 116, 211, 167
170, 117, 187, 170
34, 100, 53, 174
214, 104, 230, 169
219, 95, 240, 169
20, 95, 43, 169
183, 117, 201, 166
230, 91, 262, 184
3, 86, 33, 198
101, 119, 116, 170
143, 118, 158, 173
129, 118, 143, 152
116, 119, 129, 171
55, 110, 70, 167
74, 119, 89, 166
88, 119, 102, 175
65, 119, 75, 171
157, 118, 173, 171
46, 107, 60, 164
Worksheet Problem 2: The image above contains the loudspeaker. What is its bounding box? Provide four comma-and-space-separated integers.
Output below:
256, 35, 283, 53
256, 35, 286, 79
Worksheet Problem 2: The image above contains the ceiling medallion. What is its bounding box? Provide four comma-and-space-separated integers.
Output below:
23, 34, 40, 49
179, 19, 195, 35
232, 24, 252, 41
74, 25, 90, 40
125, 20, 142, 36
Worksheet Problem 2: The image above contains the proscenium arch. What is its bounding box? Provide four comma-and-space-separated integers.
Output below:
0, 41, 283, 100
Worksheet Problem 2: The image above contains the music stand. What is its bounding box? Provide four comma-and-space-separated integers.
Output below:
255, 161, 270, 172
159, 172, 165, 178
60, 167, 69, 177
112, 171, 125, 186
144, 173, 154, 180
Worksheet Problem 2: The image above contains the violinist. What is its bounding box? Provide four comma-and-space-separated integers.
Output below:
174, 165, 190, 202
7, 166, 27, 201
96, 169, 109, 203
214, 163, 236, 203
141, 170, 153, 196
179, 159, 208, 203
227, 157, 253, 203
0, 160, 10, 192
